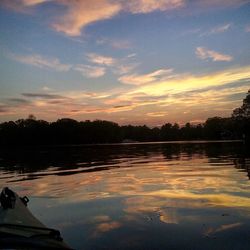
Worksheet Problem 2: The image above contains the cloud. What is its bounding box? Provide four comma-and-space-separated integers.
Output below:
91, 219, 122, 238
182, 23, 231, 37
129, 66, 250, 98
9, 50, 135, 78
86, 53, 116, 66
204, 223, 243, 237
1, 0, 184, 37
9, 50, 136, 77
2, 0, 249, 37
0, 98, 32, 116
74, 64, 106, 78
10, 53, 72, 71
2, 66, 250, 124
7, 98, 31, 104
103, 65, 250, 122
52, 0, 186, 36
113, 54, 139, 75
42, 86, 53, 91
114, 63, 139, 75
201, 23, 232, 36
4, 1, 185, 36
0, 105, 8, 113
119, 68, 174, 85
125, 0, 185, 14
85, 53, 138, 75
22, 0, 52, 6
196, 47, 233, 62
127, 53, 137, 58
52, 0, 121, 36
22, 93, 66, 99
147, 112, 168, 117
209, 23, 232, 34
0, 0, 51, 12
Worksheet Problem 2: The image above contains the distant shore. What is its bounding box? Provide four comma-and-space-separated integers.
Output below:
0, 139, 246, 150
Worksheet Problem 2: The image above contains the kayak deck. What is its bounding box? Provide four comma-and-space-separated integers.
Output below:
0, 187, 72, 249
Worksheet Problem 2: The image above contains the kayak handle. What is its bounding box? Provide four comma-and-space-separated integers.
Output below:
20, 196, 29, 206
0, 223, 63, 241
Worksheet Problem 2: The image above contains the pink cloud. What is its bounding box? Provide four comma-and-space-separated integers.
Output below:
52, 0, 121, 36
196, 47, 233, 62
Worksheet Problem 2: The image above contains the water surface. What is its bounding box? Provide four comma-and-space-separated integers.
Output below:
0, 141, 250, 250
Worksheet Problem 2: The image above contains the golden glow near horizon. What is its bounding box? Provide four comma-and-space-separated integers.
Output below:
1, 65, 249, 125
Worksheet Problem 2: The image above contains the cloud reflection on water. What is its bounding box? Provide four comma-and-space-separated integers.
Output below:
0, 142, 250, 249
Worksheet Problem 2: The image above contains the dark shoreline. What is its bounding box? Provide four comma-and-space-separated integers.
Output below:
0, 139, 245, 150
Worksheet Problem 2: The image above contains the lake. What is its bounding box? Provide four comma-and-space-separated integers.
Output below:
0, 141, 250, 250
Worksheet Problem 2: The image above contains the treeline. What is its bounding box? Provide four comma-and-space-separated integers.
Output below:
0, 116, 248, 146
0, 91, 249, 146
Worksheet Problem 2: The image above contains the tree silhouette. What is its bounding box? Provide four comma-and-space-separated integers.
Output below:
232, 90, 250, 118
231, 90, 250, 142
0, 90, 249, 146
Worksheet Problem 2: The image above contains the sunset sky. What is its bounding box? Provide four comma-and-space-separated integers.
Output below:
0, 0, 250, 126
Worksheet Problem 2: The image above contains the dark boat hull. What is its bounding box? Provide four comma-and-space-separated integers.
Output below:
0, 187, 72, 249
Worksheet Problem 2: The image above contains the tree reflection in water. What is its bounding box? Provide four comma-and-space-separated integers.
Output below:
0, 142, 250, 250
0, 142, 249, 178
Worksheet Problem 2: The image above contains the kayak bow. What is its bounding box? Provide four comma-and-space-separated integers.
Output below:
0, 187, 72, 249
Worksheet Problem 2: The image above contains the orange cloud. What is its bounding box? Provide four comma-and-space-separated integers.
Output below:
52, 0, 121, 36
147, 112, 168, 117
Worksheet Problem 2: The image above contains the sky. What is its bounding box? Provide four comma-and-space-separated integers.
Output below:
0, 0, 250, 126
